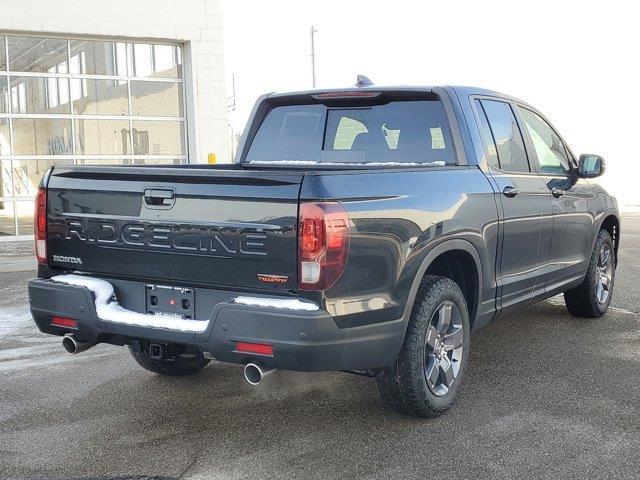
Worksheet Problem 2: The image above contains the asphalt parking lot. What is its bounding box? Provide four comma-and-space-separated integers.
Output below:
1, 216, 639, 480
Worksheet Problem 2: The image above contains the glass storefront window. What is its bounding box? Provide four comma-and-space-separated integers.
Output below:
1, 159, 12, 197
10, 76, 71, 115
12, 118, 73, 156
0, 201, 15, 236
74, 119, 131, 155
69, 39, 128, 76
130, 43, 182, 78
12, 159, 62, 197
75, 158, 131, 165
0, 35, 6, 71
0, 118, 10, 156
132, 121, 184, 155
130, 81, 183, 117
7, 36, 68, 73
1, 34, 187, 238
133, 158, 182, 165
72, 78, 128, 115
14, 200, 34, 235
0, 77, 8, 113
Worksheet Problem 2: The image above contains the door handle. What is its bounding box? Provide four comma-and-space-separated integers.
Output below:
551, 187, 565, 198
502, 186, 519, 198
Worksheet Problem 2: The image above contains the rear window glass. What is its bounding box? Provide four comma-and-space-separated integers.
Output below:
245, 100, 455, 166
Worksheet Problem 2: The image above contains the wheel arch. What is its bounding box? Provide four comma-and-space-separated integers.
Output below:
598, 212, 620, 262
402, 239, 483, 333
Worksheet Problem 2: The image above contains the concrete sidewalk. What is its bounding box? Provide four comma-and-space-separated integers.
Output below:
0, 241, 36, 273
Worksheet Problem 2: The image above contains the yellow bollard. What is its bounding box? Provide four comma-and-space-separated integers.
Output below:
207, 153, 217, 164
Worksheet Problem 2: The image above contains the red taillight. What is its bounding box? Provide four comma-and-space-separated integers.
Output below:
235, 341, 274, 356
51, 316, 77, 329
298, 201, 350, 291
34, 187, 47, 264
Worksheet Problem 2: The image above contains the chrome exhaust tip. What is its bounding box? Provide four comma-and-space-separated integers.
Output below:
243, 363, 274, 385
62, 334, 93, 355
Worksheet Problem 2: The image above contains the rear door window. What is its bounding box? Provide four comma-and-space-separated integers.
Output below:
245, 99, 455, 165
474, 99, 500, 169
481, 99, 530, 173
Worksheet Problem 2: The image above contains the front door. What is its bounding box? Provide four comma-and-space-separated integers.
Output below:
514, 105, 596, 295
475, 99, 554, 315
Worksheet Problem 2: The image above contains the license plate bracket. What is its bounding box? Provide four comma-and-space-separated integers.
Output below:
145, 284, 195, 319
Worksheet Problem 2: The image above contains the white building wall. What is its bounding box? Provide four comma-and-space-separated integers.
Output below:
0, 0, 230, 163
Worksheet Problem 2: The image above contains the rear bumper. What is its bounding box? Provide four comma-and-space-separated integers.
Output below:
28, 278, 404, 371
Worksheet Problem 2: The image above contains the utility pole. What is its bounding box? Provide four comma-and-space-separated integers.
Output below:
310, 26, 319, 88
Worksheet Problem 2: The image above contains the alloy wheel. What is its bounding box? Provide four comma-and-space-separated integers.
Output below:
424, 301, 464, 397
596, 243, 614, 305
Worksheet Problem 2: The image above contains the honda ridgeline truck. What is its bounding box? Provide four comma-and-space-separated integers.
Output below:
28, 82, 620, 417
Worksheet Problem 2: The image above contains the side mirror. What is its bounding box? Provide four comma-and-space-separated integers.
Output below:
578, 154, 606, 178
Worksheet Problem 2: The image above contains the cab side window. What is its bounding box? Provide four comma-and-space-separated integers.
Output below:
517, 106, 571, 175
481, 100, 530, 173
474, 99, 500, 169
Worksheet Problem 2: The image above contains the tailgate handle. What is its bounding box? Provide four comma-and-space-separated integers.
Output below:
144, 188, 175, 208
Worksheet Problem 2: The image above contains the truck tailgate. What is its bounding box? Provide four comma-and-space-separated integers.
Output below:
45, 166, 302, 292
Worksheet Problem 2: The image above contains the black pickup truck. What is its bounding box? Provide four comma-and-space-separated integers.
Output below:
29, 84, 619, 417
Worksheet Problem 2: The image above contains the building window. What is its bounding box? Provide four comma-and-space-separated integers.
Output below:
0, 33, 187, 238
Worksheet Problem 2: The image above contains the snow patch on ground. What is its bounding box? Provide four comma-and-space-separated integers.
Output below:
248, 160, 447, 167
0, 240, 34, 258
233, 296, 319, 311
0, 305, 33, 335
51, 274, 210, 333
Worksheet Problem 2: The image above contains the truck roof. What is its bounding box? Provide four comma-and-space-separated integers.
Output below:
268, 85, 526, 106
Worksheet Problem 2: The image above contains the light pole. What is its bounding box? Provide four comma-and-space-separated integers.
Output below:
227, 73, 237, 161
310, 26, 319, 88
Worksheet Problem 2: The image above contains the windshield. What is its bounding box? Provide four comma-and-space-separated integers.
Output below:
244, 100, 455, 166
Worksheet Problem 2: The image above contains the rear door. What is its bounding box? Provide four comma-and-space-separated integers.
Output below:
475, 98, 553, 314
514, 105, 595, 293
46, 166, 302, 292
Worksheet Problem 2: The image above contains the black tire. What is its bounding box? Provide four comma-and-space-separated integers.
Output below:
376, 275, 471, 417
128, 346, 210, 376
376, 365, 407, 413
564, 229, 616, 318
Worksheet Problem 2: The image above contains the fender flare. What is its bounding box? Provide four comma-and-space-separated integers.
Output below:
593, 209, 621, 257
400, 238, 483, 334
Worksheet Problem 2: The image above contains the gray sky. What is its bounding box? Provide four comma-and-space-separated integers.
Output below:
223, 0, 639, 208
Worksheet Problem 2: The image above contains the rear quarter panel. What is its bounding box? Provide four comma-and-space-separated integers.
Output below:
299, 167, 499, 330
